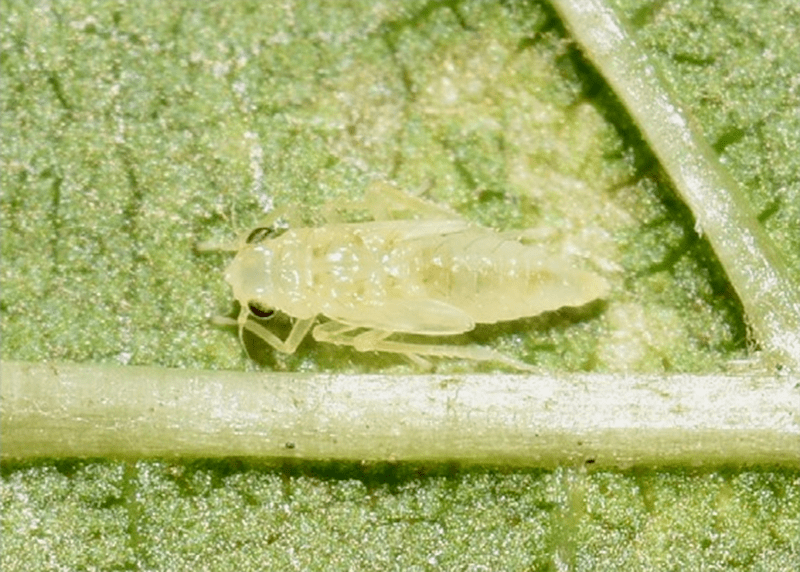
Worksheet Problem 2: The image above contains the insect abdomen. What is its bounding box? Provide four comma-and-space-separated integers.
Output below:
415, 232, 607, 323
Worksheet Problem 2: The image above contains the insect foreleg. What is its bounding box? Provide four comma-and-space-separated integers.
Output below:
243, 316, 316, 354
214, 313, 316, 355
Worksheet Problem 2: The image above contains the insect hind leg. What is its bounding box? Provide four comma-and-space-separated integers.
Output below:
313, 321, 535, 372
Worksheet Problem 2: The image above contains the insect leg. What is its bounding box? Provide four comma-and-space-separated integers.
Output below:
214, 313, 316, 354
350, 328, 436, 369
325, 182, 460, 222
314, 322, 426, 366
311, 321, 363, 343
242, 315, 316, 354
366, 339, 536, 372
313, 322, 535, 372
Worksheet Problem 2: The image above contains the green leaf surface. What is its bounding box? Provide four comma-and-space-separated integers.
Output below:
2, 0, 798, 569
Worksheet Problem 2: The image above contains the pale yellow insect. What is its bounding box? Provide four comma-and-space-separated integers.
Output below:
208, 185, 609, 371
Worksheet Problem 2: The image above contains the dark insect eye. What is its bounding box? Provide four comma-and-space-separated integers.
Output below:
247, 302, 275, 319
245, 226, 286, 244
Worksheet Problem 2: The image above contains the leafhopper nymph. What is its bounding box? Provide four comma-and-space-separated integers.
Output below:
207, 185, 608, 370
